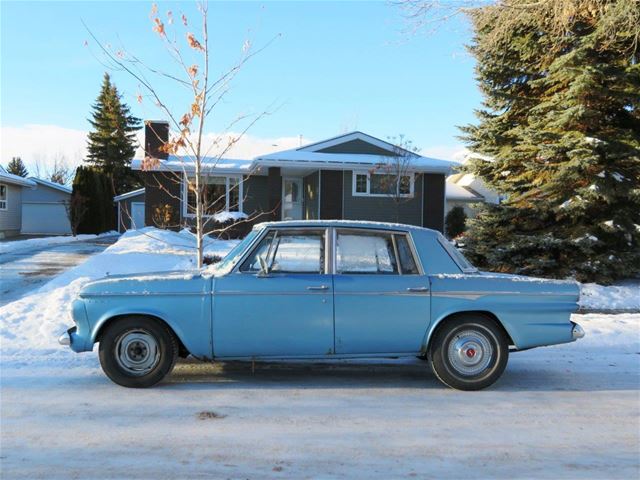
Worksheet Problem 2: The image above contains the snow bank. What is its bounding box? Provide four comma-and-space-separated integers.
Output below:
0, 228, 238, 368
0, 231, 118, 255
579, 281, 640, 310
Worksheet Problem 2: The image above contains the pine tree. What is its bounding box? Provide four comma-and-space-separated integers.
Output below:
460, 0, 640, 284
6, 157, 28, 177
86, 73, 142, 196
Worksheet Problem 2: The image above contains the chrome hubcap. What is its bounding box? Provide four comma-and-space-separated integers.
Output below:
115, 330, 159, 376
447, 329, 493, 376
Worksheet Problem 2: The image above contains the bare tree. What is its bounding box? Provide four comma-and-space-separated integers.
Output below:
31, 153, 73, 185
370, 135, 420, 222
65, 194, 89, 237
85, 1, 278, 267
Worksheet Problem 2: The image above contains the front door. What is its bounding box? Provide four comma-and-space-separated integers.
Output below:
282, 177, 303, 220
212, 228, 334, 358
332, 229, 431, 354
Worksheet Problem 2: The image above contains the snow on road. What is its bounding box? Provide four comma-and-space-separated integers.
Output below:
0, 231, 117, 255
0, 227, 638, 479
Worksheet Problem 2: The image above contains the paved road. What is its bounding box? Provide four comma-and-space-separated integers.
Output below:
0, 236, 118, 307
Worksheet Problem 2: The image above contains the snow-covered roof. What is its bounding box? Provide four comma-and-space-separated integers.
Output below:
29, 177, 71, 194
114, 187, 145, 202
446, 182, 484, 201
131, 131, 457, 175
131, 156, 253, 174
0, 166, 37, 188
256, 131, 457, 174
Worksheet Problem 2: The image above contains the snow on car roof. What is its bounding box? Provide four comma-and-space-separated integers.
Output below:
254, 219, 440, 234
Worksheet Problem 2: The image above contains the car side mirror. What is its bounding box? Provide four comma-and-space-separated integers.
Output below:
257, 255, 270, 277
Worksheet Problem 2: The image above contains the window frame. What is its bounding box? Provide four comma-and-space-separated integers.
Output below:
332, 228, 424, 276
0, 183, 7, 210
351, 170, 415, 198
182, 174, 243, 218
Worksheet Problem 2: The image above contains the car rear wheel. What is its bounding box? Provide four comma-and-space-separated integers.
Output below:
429, 316, 508, 391
98, 316, 178, 388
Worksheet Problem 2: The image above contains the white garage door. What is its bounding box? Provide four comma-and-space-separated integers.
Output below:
21, 203, 72, 235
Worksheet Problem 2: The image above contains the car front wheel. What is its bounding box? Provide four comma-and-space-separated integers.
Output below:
429, 316, 509, 391
98, 316, 178, 388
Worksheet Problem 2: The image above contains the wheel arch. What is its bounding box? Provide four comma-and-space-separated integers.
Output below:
424, 310, 515, 357
94, 313, 190, 358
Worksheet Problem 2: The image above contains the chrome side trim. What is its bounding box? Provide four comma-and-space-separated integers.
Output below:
432, 290, 579, 300
80, 291, 208, 298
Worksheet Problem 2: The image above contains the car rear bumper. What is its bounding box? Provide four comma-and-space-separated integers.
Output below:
571, 322, 585, 340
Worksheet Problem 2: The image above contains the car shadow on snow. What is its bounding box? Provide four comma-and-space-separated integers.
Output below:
157, 356, 639, 393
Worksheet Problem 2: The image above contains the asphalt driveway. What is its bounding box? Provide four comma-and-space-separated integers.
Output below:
0, 236, 118, 307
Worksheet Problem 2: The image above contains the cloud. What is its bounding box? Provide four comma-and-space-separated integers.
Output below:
0, 124, 306, 175
1, 124, 89, 173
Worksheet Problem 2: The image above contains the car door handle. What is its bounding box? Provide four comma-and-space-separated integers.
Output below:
407, 286, 429, 293
307, 285, 329, 291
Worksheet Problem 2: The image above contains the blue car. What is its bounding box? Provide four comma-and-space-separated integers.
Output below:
59, 220, 584, 390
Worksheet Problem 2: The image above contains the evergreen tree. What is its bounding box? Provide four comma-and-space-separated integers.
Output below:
460, 0, 640, 284
72, 166, 115, 234
445, 206, 467, 239
6, 157, 28, 177
86, 73, 142, 196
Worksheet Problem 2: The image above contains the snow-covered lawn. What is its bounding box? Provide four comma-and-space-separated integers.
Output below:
0, 231, 118, 255
1, 227, 638, 478
579, 281, 640, 311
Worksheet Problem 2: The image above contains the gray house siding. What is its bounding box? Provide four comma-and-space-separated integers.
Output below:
303, 171, 319, 220
117, 192, 146, 232
422, 174, 445, 232
319, 170, 343, 219
342, 171, 424, 227
0, 183, 23, 237
22, 185, 68, 203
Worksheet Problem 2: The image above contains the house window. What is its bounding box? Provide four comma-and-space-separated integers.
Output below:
352, 171, 414, 198
184, 175, 243, 217
0, 184, 7, 210
355, 174, 367, 194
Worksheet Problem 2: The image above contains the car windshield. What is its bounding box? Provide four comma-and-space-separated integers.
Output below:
207, 228, 262, 275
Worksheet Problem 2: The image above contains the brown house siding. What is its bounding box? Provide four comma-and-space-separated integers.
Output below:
422, 173, 445, 232
319, 170, 343, 219
143, 171, 182, 230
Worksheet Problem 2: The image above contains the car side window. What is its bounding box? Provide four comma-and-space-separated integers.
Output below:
395, 234, 419, 274
336, 232, 398, 274
240, 230, 325, 274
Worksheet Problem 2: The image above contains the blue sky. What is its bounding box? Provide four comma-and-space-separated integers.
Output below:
1, 1, 480, 166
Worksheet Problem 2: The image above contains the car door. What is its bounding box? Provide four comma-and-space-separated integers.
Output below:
212, 228, 334, 358
333, 229, 431, 354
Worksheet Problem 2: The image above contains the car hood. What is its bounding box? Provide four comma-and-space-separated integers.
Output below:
79, 270, 210, 297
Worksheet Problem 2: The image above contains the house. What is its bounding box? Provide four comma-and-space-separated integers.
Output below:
20, 177, 72, 235
0, 166, 74, 238
0, 166, 36, 238
446, 172, 501, 218
127, 121, 457, 234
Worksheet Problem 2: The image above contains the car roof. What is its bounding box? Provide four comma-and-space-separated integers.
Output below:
254, 219, 440, 236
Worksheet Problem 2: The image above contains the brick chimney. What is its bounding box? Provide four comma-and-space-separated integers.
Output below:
144, 120, 169, 160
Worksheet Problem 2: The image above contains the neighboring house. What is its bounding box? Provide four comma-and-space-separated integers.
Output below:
129, 121, 457, 234
114, 188, 146, 233
0, 166, 36, 238
21, 177, 72, 235
446, 172, 502, 218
